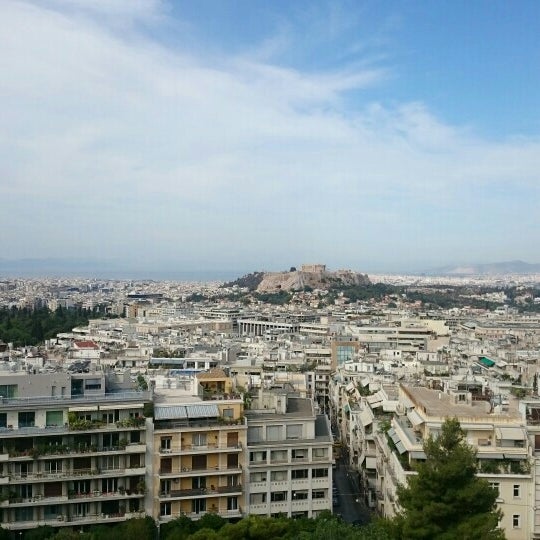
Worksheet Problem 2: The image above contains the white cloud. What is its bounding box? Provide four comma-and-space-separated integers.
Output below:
0, 0, 539, 269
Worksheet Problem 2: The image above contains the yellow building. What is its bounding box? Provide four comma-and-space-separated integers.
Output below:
151, 373, 247, 523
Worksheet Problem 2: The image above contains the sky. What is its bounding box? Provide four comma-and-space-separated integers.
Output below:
1, 0, 539, 275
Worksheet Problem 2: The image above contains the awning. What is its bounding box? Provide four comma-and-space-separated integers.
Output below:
479, 357, 495, 368
396, 441, 407, 454
407, 409, 424, 427
367, 391, 384, 406
460, 423, 493, 431
100, 403, 144, 411
360, 409, 373, 427
495, 427, 526, 441
365, 457, 377, 469
155, 405, 187, 420
343, 404, 351, 414
68, 406, 97, 412
504, 453, 528, 460
186, 403, 219, 418
387, 428, 399, 444
477, 453, 505, 460
410, 451, 426, 460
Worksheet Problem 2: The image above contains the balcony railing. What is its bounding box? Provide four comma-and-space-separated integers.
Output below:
8, 443, 146, 459
159, 443, 242, 454
159, 465, 242, 476
160, 485, 242, 499
9, 467, 145, 480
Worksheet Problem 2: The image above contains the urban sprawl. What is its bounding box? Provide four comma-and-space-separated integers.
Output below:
1, 264, 540, 538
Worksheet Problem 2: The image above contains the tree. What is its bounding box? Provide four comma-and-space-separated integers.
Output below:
396, 418, 504, 540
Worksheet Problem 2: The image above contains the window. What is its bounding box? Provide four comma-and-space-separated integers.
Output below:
312, 468, 329, 478
250, 493, 266, 504
223, 408, 234, 418
271, 491, 287, 502
249, 451, 267, 463
192, 499, 206, 514
313, 448, 328, 459
513, 514, 521, 528
513, 484, 520, 498
287, 424, 302, 439
227, 496, 238, 510
336, 345, 355, 365
292, 448, 307, 461
312, 490, 326, 499
46, 411, 63, 427
292, 469, 308, 480
18, 411, 35, 428
271, 450, 288, 463
102, 478, 118, 493
248, 426, 262, 443
101, 455, 120, 470
292, 490, 308, 500
271, 470, 288, 482
250, 472, 267, 483
267, 425, 281, 441
160, 480, 171, 495
489, 482, 500, 496
161, 437, 172, 451
0, 384, 17, 398
160, 502, 171, 516
84, 379, 102, 390
0, 413, 6, 428
192, 433, 207, 447
15, 508, 33, 522
45, 460, 62, 474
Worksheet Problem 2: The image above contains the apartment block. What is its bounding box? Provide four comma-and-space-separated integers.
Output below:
376, 384, 532, 540
151, 369, 247, 523
0, 368, 149, 532
245, 391, 333, 518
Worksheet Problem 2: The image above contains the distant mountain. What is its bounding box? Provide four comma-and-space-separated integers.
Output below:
429, 260, 540, 276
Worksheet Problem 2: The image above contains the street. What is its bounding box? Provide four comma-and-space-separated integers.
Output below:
332, 459, 372, 525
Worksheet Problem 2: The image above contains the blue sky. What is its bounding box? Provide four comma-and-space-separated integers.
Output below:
0, 0, 539, 274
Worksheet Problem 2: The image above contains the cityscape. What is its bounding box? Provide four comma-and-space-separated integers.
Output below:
0, 263, 540, 538
2, 0, 540, 539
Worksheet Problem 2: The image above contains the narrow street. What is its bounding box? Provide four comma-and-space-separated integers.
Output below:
332, 458, 372, 525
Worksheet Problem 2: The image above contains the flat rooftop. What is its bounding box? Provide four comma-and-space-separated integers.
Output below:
404, 385, 520, 420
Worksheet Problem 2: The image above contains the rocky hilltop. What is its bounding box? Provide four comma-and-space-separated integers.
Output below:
224, 264, 370, 292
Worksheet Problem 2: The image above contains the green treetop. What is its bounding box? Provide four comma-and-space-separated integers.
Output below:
396, 417, 505, 540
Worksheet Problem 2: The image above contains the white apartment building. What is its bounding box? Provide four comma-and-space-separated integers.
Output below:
376, 384, 532, 540
245, 392, 333, 518
0, 368, 149, 532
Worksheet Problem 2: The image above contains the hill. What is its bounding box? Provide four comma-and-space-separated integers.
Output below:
224, 264, 370, 292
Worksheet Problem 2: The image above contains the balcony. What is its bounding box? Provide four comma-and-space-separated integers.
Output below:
0, 421, 145, 438
2, 511, 143, 530
160, 485, 242, 500
8, 467, 146, 482
160, 508, 242, 522
312, 498, 331, 509
159, 466, 242, 477
8, 443, 146, 460
159, 443, 242, 455
155, 417, 247, 431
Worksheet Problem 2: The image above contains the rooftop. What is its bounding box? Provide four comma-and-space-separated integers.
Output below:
402, 385, 520, 420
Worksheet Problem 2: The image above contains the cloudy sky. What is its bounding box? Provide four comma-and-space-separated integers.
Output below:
1, 0, 539, 274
